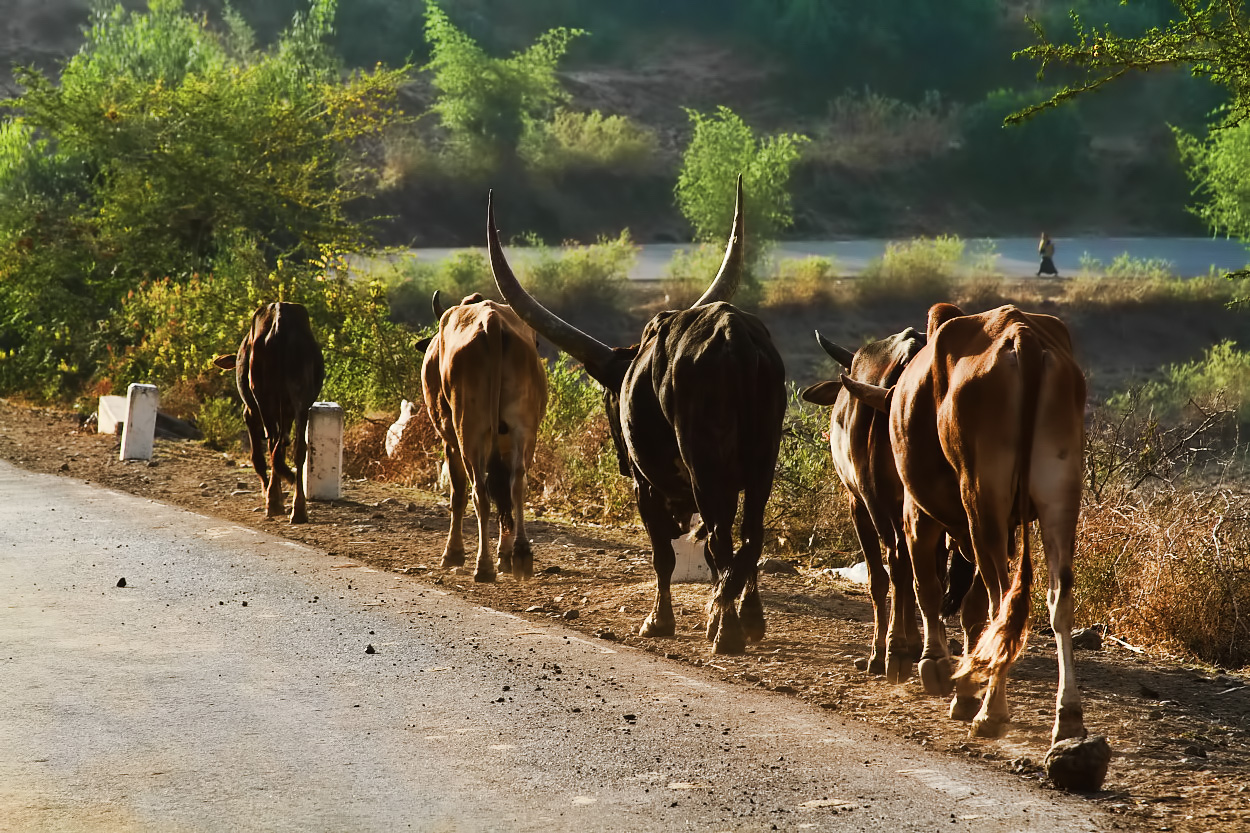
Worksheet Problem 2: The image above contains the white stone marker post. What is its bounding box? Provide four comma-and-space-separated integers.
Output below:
305, 401, 343, 501
119, 383, 159, 461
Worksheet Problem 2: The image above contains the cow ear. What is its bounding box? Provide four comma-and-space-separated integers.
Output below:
415, 336, 433, 353
212, 354, 237, 370
839, 374, 892, 413
799, 380, 842, 406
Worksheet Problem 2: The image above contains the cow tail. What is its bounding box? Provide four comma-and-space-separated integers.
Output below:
964, 329, 1042, 678
484, 323, 513, 528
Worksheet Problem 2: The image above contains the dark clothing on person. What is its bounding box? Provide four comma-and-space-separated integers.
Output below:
1038, 236, 1059, 276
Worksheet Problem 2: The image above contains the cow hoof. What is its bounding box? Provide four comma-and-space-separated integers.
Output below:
1045, 735, 1110, 792
289, 512, 308, 525
639, 615, 675, 638
737, 596, 765, 643
919, 657, 954, 696
473, 570, 496, 584
970, 714, 1009, 739
441, 553, 465, 568
949, 695, 981, 722
885, 656, 913, 684
496, 557, 512, 576
1052, 705, 1087, 745
711, 627, 746, 656
513, 556, 533, 581
866, 655, 886, 676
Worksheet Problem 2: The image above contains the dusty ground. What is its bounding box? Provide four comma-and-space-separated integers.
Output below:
1, 398, 1248, 832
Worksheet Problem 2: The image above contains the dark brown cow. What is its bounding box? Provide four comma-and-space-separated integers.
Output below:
214, 301, 325, 524
418, 291, 547, 582
841, 303, 1088, 748
801, 328, 926, 681
489, 180, 787, 655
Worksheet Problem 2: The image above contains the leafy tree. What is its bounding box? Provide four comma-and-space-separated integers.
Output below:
1012, 1, 1250, 125
0, 0, 406, 398
423, 2, 585, 161
674, 106, 808, 270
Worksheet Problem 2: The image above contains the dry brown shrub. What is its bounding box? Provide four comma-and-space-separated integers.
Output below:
343, 406, 444, 490
529, 409, 636, 526
1075, 486, 1250, 668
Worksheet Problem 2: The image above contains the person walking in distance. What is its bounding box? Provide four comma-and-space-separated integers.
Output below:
1038, 232, 1059, 277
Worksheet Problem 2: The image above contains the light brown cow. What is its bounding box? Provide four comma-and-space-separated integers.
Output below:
841, 303, 1088, 748
418, 292, 547, 582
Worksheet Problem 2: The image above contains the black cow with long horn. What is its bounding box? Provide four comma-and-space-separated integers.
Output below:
488, 177, 787, 655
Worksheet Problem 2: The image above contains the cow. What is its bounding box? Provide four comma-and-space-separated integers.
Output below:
800, 327, 926, 681
213, 301, 325, 524
839, 302, 1089, 749
488, 179, 787, 655
417, 290, 548, 582
801, 328, 977, 682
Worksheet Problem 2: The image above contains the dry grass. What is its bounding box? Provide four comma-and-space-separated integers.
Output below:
1074, 485, 1250, 668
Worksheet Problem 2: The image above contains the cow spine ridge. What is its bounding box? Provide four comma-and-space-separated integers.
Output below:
958, 325, 1043, 679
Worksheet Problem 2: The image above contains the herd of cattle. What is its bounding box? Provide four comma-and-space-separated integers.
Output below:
215, 179, 1102, 785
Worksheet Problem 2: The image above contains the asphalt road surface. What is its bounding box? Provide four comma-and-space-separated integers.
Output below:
375, 236, 1250, 281
0, 462, 1108, 832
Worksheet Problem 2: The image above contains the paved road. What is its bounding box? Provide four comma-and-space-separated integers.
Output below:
368, 237, 1250, 281
0, 462, 1107, 832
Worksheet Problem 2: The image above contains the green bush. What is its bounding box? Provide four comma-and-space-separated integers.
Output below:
382, 250, 496, 329
1111, 340, 1250, 427
520, 108, 660, 175
660, 243, 763, 310
855, 234, 964, 303
198, 396, 247, 452
763, 256, 842, 308
519, 229, 638, 316
768, 386, 856, 563
674, 106, 807, 272
423, 3, 585, 161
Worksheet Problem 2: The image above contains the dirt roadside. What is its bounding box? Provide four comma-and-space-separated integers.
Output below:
1, 397, 1247, 832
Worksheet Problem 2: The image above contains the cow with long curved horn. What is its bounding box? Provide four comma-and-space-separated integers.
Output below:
489, 177, 787, 655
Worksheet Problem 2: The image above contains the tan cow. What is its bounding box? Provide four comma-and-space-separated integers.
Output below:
418, 292, 547, 582
841, 302, 1088, 749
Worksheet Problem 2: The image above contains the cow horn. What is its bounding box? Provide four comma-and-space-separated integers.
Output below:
691, 174, 744, 307
815, 330, 856, 369
487, 190, 615, 371
431, 290, 446, 320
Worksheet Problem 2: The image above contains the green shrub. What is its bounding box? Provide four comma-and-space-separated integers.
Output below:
1111, 340, 1250, 427
660, 243, 763, 310
767, 385, 856, 564
198, 396, 247, 452
532, 355, 635, 523
675, 106, 807, 272
763, 256, 843, 308
520, 108, 660, 175
807, 89, 960, 171
855, 234, 963, 303
519, 229, 637, 315
382, 250, 496, 329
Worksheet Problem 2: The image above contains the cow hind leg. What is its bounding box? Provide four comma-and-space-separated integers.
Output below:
264, 436, 286, 519
486, 450, 516, 577
950, 574, 988, 723
441, 445, 468, 568
906, 507, 954, 697
710, 479, 768, 655
851, 497, 890, 675
468, 463, 495, 583
289, 413, 311, 524
636, 481, 679, 639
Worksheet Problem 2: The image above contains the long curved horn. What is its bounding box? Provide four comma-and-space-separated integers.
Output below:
431, 290, 446, 320
692, 174, 744, 307
815, 330, 856, 369
487, 191, 615, 371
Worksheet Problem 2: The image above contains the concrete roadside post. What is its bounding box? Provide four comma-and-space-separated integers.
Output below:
305, 401, 343, 501
119, 383, 159, 461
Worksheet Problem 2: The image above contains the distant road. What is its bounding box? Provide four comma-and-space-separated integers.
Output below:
370, 237, 1249, 281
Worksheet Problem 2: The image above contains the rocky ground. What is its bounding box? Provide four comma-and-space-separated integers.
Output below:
2, 397, 1248, 832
